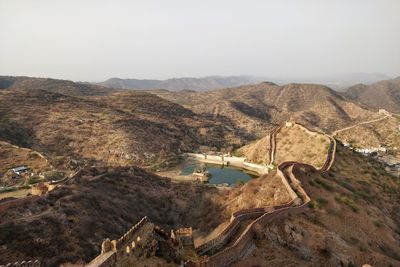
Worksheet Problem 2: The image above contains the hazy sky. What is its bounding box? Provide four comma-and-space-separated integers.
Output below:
0, 0, 399, 81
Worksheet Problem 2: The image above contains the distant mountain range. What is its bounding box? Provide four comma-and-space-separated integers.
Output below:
97, 76, 266, 91
345, 76, 400, 113
97, 73, 391, 92
271, 73, 391, 91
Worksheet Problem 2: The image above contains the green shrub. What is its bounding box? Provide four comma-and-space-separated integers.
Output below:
28, 176, 40, 185
316, 197, 328, 207
315, 178, 334, 191
47, 171, 64, 181
338, 180, 356, 192
335, 195, 359, 212
231, 150, 244, 157
373, 220, 384, 228
0, 187, 16, 193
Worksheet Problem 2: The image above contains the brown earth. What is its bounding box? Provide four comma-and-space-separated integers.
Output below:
274, 124, 331, 168
236, 144, 400, 267
0, 76, 115, 97
0, 167, 227, 266
0, 141, 52, 186
1, 76, 399, 267
0, 164, 293, 266
237, 134, 271, 164
151, 82, 377, 135
238, 123, 331, 168
0, 86, 246, 170
335, 115, 400, 160
345, 77, 400, 113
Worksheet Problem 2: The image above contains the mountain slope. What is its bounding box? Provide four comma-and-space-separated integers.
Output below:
345, 77, 400, 113
152, 82, 377, 135
235, 126, 400, 266
0, 166, 228, 265
0, 76, 114, 96
98, 76, 263, 91
0, 79, 247, 169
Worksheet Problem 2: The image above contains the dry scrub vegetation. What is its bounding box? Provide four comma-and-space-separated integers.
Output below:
0, 88, 244, 170
274, 124, 330, 168
237, 134, 271, 164
336, 116, 400, 159
245, 145, 400, 266
152, 82, 376, 135
0, 141, 52, 186
0, 167, 228, 265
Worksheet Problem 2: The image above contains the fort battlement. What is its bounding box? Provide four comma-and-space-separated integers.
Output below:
86, 121, 336, 267
186, 154, 268, 175
115, 216, 148, 250
187, 122, 336, 266
0, 260, 41, 267
86, 216, 150, 267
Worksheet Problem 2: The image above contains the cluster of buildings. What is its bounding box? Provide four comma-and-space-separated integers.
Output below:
343, 143, 400, 177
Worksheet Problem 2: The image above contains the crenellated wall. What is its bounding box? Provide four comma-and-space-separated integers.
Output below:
114, 216, 148, 250
85, 121, 337, 267
0, 259, 41, 267
85, 216, 149, 267
186, 154, 269, 175
187, 122, 336, 267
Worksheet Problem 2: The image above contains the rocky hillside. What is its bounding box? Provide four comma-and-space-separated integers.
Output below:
98, 75, 262, 91
0, 78, 248, 169
0, 76, 114, 97
0, 166, 228, 266
153, 82, 376, 135
345, 77, 400, 113
0, 141, 53, 186
239, 122, 331, 168
237, 144, 400, 267
335, 115, 400, 160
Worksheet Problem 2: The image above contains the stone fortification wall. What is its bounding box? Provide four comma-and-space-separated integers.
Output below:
87, 121, 336, 267
186, 154, 268, 175
85, 216, 148, 267
114, 216, 148, 250
0, 260, 41, 267
188, 122, 336, 267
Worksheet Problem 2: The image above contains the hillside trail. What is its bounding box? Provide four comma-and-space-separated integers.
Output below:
193, 122, 336, 266
331, 114, 391, 136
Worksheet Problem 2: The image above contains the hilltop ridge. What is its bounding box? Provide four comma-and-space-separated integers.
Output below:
345, 77, 400, 113
152, 82, 376, 134
98, 76, 264, 91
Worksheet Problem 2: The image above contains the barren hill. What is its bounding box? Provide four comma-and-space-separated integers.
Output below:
239, 122, 331, 168
0, 166, 228, 265
335, 115, 400, 160
98, 76, 262, 91
0, 141, 52, 186
0, 80, 246, 169
345, 77, 400, 113
152, 82, 376, 135
0, 76, 114, 97
0, 164, 293, 266
243, 144, 400, 266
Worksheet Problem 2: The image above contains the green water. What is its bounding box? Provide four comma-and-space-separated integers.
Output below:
180, 163, 255, 186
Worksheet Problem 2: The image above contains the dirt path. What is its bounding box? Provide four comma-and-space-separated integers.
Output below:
193, 123, 337, 266
332, 114, 390, 136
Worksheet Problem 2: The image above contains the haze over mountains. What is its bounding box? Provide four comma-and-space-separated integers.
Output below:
97, 73, 390, 92
151, 82, 378, 134
1, 75, 400, 266
98, 75, 264, 92
345, 76, 400, 113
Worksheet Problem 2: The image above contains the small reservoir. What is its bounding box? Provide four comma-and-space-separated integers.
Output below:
180, 163, 255, 186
